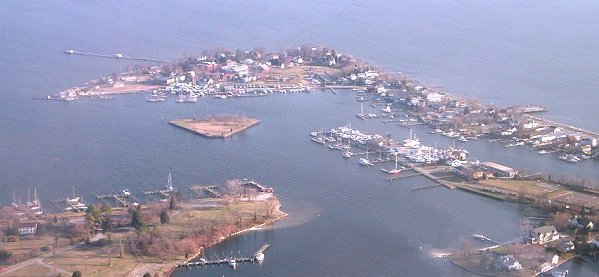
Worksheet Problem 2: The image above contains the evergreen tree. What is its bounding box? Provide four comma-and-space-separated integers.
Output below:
169, 196, 177, 210
160, 210, 169, 225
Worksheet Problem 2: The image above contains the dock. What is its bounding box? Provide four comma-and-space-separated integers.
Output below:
242, 180, 274, 193
189, 185, 222, 198
179, 243, 270, 268
410, 184, 443, 191
64, 49, 171, 63
385, 171, 422, 181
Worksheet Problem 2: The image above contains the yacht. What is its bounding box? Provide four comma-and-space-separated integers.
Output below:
229, 259, 237, 268
309, 132, 319, 137
122, 189, 130, 197
343, 151, 353, 158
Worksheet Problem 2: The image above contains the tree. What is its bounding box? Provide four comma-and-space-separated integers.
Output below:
101, 215, 113, 234
160, 210, 169, 225
86, 205, 101, 223
0, 249, 13, 263
100, 204, 112, 214
168, 196, 177, 210
72, 271, 82, 277
131, 209, 145, 231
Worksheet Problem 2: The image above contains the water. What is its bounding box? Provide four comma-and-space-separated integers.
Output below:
2, 1, 599, 276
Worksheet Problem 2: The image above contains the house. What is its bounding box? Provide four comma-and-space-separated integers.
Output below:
556, 240, 575, 253
18, 222, 38, 236
481, 162, 518, 178
569, 215, 594, 231
529, 225, 559, 244
494, 255, 522, 271
425, 92, 444, 103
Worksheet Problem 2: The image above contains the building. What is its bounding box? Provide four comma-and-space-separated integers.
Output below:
494, 255, 522, 271
556, 240, 575, 253
569, 215, 594, 231
481, 162, 518, 178
455, 165, 486, 180
528, 225, 559, 244
18, 222, 38, 236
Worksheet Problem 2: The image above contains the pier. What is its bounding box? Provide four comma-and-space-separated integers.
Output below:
179, 243, 270, 268
410, 184, 443, 191
189, 185, 221, 198
385, 171, 422, 181
242, 180, 274, 193
64, 49, 171, 63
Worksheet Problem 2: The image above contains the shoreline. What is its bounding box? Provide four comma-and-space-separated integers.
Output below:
165, 203, 287, 276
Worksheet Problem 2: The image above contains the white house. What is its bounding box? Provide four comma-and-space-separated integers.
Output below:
529, 225, 559, 244
18, 222, 38, 236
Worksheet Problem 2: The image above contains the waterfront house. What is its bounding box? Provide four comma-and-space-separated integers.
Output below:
556, 240, 575, 253
494, 255, 522, 271
528, 225, 559, 244
569, 215, 594, 231
18, 222, 38, 236
481, 162, 518, 178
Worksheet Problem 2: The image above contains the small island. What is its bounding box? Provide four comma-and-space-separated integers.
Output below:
170, 116, 260, 138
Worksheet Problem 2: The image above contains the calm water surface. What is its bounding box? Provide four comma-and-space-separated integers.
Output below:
1, 1, 599, 276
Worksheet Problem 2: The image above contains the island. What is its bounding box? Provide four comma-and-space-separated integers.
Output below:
169, 116, 260, 138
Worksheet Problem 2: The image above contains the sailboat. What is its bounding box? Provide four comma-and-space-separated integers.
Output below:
356, 103, 366, 120
382, 154, 403, 174
165, 173, 175, 192
403, 129, 420, 148
359, 150, 374, 166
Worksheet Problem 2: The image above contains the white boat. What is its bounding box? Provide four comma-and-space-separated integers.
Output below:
382, 105, 392, 113
229, 259, 237, 268
254, 252, 265, 263
359, 158, 373, 166
311, 137, 325, 144
309, 132, 318, 137
122, 189, 130, 197
458, 136, 468, 142
343, 151, 353, 158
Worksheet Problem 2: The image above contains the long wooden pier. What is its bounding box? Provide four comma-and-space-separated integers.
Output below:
64, 50, 171, 63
